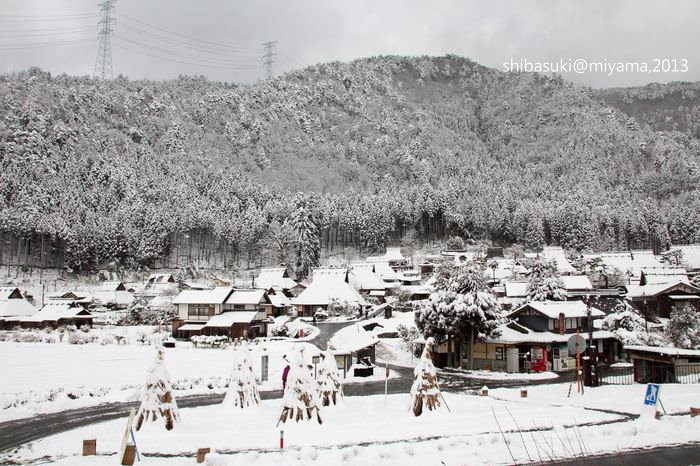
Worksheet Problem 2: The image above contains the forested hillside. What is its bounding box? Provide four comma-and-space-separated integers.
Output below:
1, 56, 699, 274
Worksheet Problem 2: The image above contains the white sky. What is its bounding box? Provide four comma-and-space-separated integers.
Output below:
0, 0, 698, 88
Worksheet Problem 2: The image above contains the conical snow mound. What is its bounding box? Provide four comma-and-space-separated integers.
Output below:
278, 346, 323, 424
317, 349, 343, 406
223, 343, 261, 409
136, 347, 180, 430
410, 337, 442, 416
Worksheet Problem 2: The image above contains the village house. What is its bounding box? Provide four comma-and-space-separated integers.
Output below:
348, 262, 389, 296
367, 247, 410, 271
293, 268, 368, 317
20, 301, 93, 329
485, 258, 529, 285
472, 301, 617, 373
671, 244, 700, 278
440, 250, 475, 265
624, 345, 700, 384
328, 322, 379, 376
530, 246, 576, 275
624, 280, 700, 319
254, 267, 298, 293
0, 287, 36, 330
584, 250, 663, 285
639, 267, 689, 286
171, 288, 269, 339
92, 281, 135, 310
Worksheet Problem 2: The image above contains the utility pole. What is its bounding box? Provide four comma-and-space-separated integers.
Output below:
261, 40, 278, 79
94, 0, 116, 80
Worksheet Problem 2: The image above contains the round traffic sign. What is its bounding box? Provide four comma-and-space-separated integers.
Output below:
567, 334, 588, 354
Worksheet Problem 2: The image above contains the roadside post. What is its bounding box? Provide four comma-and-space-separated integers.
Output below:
643, 383, 661, 418
384, 362, 389, 406
312, 355, 320, 379
261, 354, 269, 382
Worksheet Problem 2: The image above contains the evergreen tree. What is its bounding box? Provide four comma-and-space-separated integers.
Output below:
136, 348, 180, 431
222, 344, 260, 409
526, 258, 566, 301
415, 260, 503, 367
410, 337, 442, 416
666, 305, 700, 349
289, 196, 320, 281
278, 347, 323, 424
316, 349, 343, 406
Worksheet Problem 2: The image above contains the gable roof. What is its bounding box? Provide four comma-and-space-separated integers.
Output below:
172, 288, 234, 305
639, 268, 689, 285
510, 301, 604, 319
225, 289, 269, 305
0, 297, 35, 317
328, 323, 379, 352
22, 302, 91, 322
0, 287, 24, 300
255, 267, 297, 290
202, 311, 262, 327
540, 246, 576, 274
592, 250, 663, 280
98, 281, 127, 291
371, 261, 400, 282
624, 281, 700, 299
560, 275, 593, 291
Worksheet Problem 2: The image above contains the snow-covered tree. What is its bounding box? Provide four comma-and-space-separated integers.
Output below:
666, 305, 700, 349
222, 344, 260, 409
316, 350, 343, 406
601, 303, 666, 346
289, 196, 320, 281
526, 258, 566, 301
136, 348, 180, 431
445, 235, 465, 251
410, 337, 442, 416
415, 260, 503, 367
278, 347, 323, 424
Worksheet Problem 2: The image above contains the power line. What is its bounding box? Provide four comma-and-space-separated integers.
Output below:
0, 15, 97, 23
261, 40, 277, 79
112, 43, 261, 71
94, 0, 116, 80
0, 38, 95, 51
119, 14, 261, 52
0, 28, 94, 38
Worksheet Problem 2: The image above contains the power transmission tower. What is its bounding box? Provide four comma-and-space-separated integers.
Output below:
261, 40, 278, 79
94, 0, 116, 80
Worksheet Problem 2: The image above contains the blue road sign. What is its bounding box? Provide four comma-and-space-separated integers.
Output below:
644, 383, 660, 406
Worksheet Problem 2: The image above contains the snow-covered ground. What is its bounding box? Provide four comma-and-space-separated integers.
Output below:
0, 339, 318, 421
443, 369, 560, 381
6, 383, 699, 466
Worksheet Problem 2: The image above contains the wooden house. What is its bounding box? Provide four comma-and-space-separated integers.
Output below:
293, 268, 367, 317
624, 281, 700, 319
0, 287, 36, 329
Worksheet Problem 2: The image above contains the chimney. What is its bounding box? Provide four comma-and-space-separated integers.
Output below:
558, 312, 565, 335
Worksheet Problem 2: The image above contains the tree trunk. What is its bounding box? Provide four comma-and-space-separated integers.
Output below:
468, 326, 475, 370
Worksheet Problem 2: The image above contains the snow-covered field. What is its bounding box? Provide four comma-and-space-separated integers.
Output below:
445, 369, 560, 381
0, 339, 318, 421
5, 384, 699, 466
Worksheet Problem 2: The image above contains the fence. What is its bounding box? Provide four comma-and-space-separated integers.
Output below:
599, 363, 700, 385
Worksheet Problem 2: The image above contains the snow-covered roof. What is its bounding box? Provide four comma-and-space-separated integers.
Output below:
293, 268, 367, 306
441, 251, 476, 264
349, 263, 388, 291
178, 323, 205, 331
624, 345, 700, 358
591, 250, 663, 279
255, 267, 297, 290
202, 311, 261, 327
92, 290, 135, 306
367, 247, 406, 263
640, 268, 689, 285
268, 292, 291, 308
370, 261, 400, 282
23, 302, 91, 322
487, 321, 614, 345
539, 247, 576, 274
97, 281, 126, 291
328, 323, 379, 352
172, 288, 233, 304
560, 275, 593, 291
225, 289, 267, 305
671, 244, 700, 271
511, 301, 604, 319
624, 281, 700, 299
485, 259, 528, 281
0, 298, 35, 317
147, 273, 175, 284
0, 287, 23, 300
504, 281, 529, 298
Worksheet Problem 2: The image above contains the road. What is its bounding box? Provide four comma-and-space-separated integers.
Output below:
554, 444, 700, 465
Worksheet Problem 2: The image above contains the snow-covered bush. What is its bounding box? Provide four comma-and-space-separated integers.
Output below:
396, 324, 422, 356
99, 334, 117, 345
68, 332, 98, 345
666, 305, 700, 349
190, 335, 229, 347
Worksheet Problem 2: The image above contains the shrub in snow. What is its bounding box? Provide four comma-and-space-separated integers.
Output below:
278, 346, 323, 424
526, 258, 566, 301
666, 305, 700, 349
601, 304, 667, 346
410, 337, 442, 416
316, 350, 343, 406
191, 334, 229, 347
222, 344, 260, 409
136, 347, 180, 431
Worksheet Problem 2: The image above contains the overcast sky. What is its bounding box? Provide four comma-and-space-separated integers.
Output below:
0, 0, 698, 88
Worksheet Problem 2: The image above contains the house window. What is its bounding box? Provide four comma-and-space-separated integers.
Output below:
188, 304, 212, 320
547, 319, 555, 331
495, 347, 504, 360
